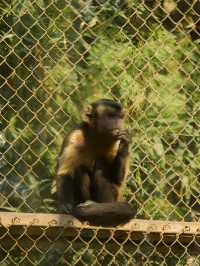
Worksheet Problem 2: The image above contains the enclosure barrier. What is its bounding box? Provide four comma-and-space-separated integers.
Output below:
0, 212, 200, 265
1, 0, 200, 265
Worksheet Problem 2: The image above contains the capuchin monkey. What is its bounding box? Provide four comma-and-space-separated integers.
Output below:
55, 99, 136, 226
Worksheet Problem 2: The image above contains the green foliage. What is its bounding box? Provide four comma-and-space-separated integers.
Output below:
1, 0, 200, 265
1, 0, 200, 219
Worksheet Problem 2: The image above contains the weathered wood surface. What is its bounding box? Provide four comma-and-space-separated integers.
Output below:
0, 212, 200, 233
0, 212, 82, 228
0, 212, 200, 246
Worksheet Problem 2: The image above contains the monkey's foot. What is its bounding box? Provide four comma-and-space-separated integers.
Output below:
59, 203, 73, 214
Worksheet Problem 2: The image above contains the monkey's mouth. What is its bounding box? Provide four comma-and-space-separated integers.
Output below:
111, 128, 126, 134
110, 129, 127, 138
110, 129, 120, 134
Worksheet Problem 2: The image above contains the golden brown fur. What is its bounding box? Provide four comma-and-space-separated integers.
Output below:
55, 99, 135, 225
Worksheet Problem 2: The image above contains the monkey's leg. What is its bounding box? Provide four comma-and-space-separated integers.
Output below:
74, 166, 91, 204
73, 159, 136, 226
57, 167, 91, 214
92, 159, 117, 202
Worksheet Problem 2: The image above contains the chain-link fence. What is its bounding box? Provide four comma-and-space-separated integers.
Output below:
0, 0, 200, 265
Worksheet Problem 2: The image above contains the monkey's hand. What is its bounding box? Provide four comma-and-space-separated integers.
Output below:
60, 203, 73, 214
118, 129, 130, 143
112, 128, 130, 142
117, 129, 130, 156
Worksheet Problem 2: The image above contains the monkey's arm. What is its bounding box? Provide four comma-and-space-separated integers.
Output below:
111, 132, 130, 185
56, 130, 91, 213
56, 174, 74, 213
56, 133, 78, 213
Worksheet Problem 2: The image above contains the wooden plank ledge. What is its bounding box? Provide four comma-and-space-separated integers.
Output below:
0, 212, 200, 247
0, 212, 200, 233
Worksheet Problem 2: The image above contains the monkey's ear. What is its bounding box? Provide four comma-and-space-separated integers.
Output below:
82, 105, 93, 123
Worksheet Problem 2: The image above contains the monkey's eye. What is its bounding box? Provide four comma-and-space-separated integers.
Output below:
107, 112, 117, 118
119, 111, 125, 118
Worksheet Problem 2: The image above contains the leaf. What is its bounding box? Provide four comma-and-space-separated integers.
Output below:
153, 137, 165, 158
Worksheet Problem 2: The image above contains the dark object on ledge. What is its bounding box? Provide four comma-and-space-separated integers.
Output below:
73, 201, 136, 226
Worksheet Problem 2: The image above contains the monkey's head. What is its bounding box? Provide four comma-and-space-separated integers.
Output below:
83, 99, 126, 139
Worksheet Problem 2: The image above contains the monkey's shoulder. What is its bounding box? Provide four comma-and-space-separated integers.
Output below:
57, 126, 92, 175
61, 123, 88, 149
68, 129, 85, 147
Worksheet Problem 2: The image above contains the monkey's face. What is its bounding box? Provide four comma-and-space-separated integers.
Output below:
83, 99, 127, 140
95, 106, 125, 139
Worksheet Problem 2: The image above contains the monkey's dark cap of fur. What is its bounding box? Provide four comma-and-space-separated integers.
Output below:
92, 98, 122, 111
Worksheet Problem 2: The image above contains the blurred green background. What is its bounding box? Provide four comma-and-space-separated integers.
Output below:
0, 0, 200, 221
1, 1, 200, 265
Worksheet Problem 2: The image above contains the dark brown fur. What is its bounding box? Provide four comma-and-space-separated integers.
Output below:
55, 99, 135, 226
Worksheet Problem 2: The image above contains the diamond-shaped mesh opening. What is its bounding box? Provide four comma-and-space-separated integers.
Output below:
0, 0, 200, 265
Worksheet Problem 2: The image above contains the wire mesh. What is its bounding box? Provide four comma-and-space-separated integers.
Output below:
0, 0, 200, 265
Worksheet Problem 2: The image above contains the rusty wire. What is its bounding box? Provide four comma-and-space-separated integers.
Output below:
0, 0, 200, 265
